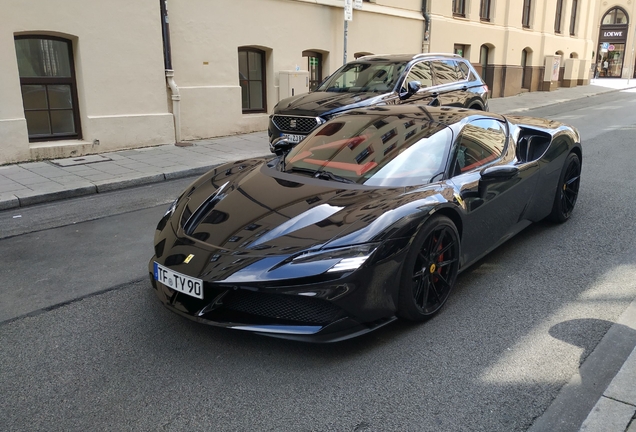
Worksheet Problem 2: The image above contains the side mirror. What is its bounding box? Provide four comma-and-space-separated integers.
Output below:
272, 138, 295, 156
480, 165, 519, 181
399, 80, 421, 100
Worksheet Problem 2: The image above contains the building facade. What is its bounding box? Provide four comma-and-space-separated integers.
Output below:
0, 0, 598, 164
593, 2, 636, 79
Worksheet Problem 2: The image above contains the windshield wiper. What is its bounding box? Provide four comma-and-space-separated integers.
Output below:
286, 167, 354, 184
285, 167, 318, 176
315, 170, 355, 184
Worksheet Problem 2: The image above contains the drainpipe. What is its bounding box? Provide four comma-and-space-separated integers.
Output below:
421, 0, 431, 53
160, 0, 181, 144
165, 70, 181, 143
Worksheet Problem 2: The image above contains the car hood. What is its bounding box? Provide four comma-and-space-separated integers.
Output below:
167, 159, 448, 282
274, 91, 395, 117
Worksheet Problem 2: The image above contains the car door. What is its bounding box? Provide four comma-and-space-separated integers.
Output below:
431, 60, 466, 108
449, 118, 534, 265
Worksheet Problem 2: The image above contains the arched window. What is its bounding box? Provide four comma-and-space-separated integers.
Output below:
480, 45, 490, 82
238, 47, 266, 113
602, 7, 628, 25
521, 48, 530, 89
14, 36, 81, 141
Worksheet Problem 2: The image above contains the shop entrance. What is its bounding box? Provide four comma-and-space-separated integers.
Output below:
597, 7, 629, 78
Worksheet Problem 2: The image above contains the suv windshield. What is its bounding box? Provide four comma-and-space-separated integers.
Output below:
283, 111, 453, 187
316, 61, 407, 93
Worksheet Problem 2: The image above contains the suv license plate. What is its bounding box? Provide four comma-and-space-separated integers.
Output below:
154, 262, 203, 299
282, 133, 305, 143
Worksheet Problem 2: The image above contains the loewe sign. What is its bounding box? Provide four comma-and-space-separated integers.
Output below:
603, 30, 624, 38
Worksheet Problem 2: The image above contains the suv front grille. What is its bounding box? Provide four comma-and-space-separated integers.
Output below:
272, 115, 321, 134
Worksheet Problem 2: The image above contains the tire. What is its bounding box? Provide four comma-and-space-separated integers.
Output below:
548, 152, 581, 223
397, 215, 460, 322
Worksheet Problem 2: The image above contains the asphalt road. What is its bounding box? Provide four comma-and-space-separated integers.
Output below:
2, 90, 636, 431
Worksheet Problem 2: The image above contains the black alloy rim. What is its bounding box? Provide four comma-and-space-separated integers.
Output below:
412, 226, 459, 315
561, 159, 580, 217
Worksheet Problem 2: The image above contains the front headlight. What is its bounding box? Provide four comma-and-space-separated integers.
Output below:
292, 243, 380, 273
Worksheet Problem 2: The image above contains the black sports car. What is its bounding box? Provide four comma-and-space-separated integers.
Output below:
149, 105, 581, 342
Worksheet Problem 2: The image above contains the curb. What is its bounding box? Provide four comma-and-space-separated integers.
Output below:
0, 166, 221, 211
496, 84, 636, 114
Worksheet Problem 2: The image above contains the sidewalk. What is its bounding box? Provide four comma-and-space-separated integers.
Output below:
2, 78, 635, 212
1, 78, 636, 431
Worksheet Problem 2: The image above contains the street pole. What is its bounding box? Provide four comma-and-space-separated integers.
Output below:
343, 20, 348, 65
343, 0, 353, 65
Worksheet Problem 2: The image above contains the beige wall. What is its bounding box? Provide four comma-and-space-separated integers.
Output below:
0, 0, 174, 164
170, 0, 424, 140
0, 0, 605, 163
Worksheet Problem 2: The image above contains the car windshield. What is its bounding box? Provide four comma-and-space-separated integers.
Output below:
283, 110, 453, 187
316, 61, 406, 93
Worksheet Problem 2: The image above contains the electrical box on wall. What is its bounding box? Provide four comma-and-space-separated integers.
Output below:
278, 71, 309, 101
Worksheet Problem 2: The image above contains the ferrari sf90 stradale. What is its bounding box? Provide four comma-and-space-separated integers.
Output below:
149, 105, 581, 342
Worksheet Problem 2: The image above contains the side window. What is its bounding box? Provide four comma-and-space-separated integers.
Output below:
453, 119, 506, 175
404, 61, 433, 89
458, 61, 470, 80
432, 60, 460, 85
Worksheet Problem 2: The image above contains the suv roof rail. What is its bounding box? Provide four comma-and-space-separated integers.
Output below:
412, 53, 463, 60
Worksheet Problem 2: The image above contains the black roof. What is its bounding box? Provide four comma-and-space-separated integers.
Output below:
354, 53, 464, 63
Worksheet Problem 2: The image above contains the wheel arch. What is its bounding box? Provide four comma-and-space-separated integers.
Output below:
432, 207, 463, 240
570, 145, 582, 165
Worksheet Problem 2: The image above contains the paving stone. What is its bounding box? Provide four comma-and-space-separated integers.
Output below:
60, 165, 103, 174
1, 170, 41, 180
605, 348, 636, 405
17, 161, 50, 169
0, 166, 27, 174
23, 169, 71, 178
52, 175, 93, 185
579, 396, 635, 432
12, 175, 52, 186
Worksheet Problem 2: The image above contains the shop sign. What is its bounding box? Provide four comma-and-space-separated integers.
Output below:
603, 30, 623, 37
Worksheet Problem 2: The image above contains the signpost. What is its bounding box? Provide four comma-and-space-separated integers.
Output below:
344, 0, 352, 65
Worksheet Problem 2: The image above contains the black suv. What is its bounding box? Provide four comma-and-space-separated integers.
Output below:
268, 53, 489, 150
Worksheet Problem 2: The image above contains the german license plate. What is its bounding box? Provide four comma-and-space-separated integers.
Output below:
282, 133, 305, 143
153, 262, 203, 299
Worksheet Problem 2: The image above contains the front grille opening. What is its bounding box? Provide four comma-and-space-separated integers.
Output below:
272, 115, 320, 133
221, 290, 343, 325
